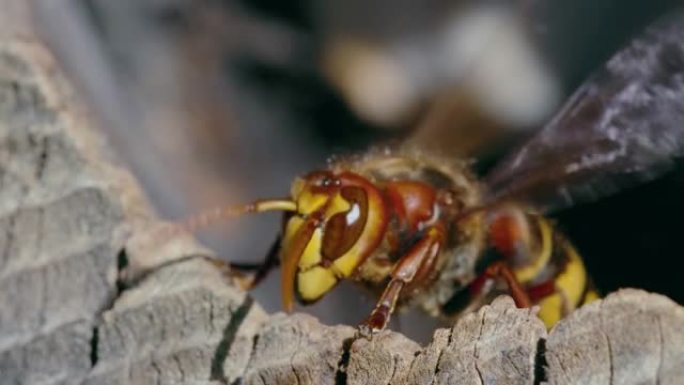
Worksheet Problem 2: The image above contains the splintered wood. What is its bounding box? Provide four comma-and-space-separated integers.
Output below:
1, 8, 683, 385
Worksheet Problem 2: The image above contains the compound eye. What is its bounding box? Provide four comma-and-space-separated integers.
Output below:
320, 175, 342, 187
321, 186, 368, 261
304, 171, 340, 190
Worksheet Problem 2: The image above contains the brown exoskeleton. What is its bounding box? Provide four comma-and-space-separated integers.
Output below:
175, 14, 684, 337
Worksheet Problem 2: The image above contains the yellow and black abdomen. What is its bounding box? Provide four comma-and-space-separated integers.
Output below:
517, 215, 599, 328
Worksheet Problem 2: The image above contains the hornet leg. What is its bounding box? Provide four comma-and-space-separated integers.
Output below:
471, 261, 532, 308
358, 227, 443, 338
472, 207, 535, 308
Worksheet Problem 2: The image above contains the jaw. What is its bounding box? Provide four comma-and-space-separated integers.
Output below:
296, 266, 339, 303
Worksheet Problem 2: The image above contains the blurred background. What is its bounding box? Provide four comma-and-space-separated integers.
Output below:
28, 0, 684, 341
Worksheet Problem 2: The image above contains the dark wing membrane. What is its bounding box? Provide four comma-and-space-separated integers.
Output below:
484, 13, 684, 212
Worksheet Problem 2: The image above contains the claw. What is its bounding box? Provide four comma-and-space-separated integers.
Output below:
358, 304, 391, 339
356, 324, 375, 340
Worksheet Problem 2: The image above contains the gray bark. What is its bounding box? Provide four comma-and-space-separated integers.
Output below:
1, 3, 683, 385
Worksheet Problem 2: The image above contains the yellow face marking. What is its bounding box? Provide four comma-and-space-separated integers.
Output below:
297, 266, 338, 301
324, 193, 351, 218
296, 189, 329, 215
298, 228, 323, 269
287, 190, 354, 300
289, 192, 350, 271
297, 191, 358, 278
322, 192, 358, 277
331, 196, 385, 278
514, 217, 553, 283
284, 172, 388, 305
331, 253, 362, 278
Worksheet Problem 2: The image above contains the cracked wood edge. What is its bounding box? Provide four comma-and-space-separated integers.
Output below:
545, 288, 684, 385
0, 9, 163, 384
86, 255, 546, 385
1, 5, 684, 385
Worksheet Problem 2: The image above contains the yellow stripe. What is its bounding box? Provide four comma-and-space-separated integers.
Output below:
514, 217, 552, 283
582, 290, 600, 305
556, 242, 588, 309
537, 295, 562, 329
537, 240, 588, 329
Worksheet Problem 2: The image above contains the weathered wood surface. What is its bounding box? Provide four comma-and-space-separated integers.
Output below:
1, 5, 684, 385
